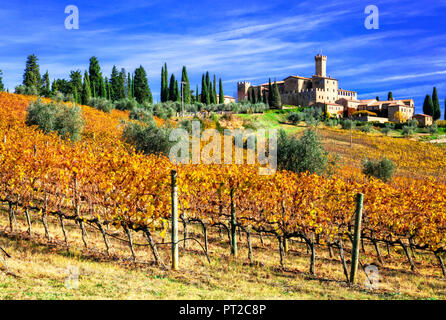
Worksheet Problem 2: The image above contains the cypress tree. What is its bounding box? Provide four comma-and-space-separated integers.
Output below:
444, 99, 446, 120
82, 71, 91, 105
174, 80, 180, 102
252, 87, 257, 104
101, 76, 107, 98
209, 82, 214, 104
161, 65, 166, 102
181, 66, 191, 104
423, 94, 434, 116
127, 73, 132, 98
201, 74, 208, 104
133, 65, 152, 104
110, 66, 121, 101
270, 80, 282, 109
41, 71, 51, 97
23, 54, 41, 89
219, 78, 224, 104
268, 78, 273, 106
376, 96, 380, 101
257, 87, 262, 103
388, 91, 393, 101
51, 80, 58, 94
263, 89, 268, 104
432, 87, 441, 120
0, 70, 4, 92
168, 74, 177, 101
205, 72, 210, 92
213, 75, 217, 104
196, 85, 199, 103
69, 70, 83, 103
88, 57, 103, 98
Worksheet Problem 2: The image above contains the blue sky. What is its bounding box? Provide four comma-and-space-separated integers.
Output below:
1, 0, 446, 113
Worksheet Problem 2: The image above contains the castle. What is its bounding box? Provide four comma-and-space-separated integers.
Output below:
237, 54, 416, 122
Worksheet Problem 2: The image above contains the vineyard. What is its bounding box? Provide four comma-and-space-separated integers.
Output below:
0, 92, 446, 297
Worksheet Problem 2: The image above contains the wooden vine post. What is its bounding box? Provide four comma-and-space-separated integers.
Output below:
230, 188, 237, 257
350, 193, 364, 284
171, 170, 179, 270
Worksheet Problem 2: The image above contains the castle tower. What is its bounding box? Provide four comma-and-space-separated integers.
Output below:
315, 54, 327, 77
237, 81, 251, 102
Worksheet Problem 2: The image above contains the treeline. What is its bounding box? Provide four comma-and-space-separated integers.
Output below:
10, 54, 230, 110
245, 78, 282, 108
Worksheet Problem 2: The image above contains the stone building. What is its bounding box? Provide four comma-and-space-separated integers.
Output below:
237, 54, 416, 122
237, 54, 358, 110
413, 114, 433, 127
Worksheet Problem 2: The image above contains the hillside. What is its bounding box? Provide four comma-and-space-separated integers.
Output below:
0, 93, 445, 300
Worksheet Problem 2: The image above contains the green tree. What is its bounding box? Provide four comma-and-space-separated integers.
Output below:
270, 80, 282, 108
423, 94, 434, 116
0, 70, 4, 92
196, 85, 199, 103
219, 78, 224, 104
277, 129, 328, 175
200, 74, 209, 105
432, 87, 441, 120
444, 99, 446, 120
88, 57, 103, 98
387, 91, 393, 101
362, 158, 395, 183
110, 66, 124, 101
168, 74, 177, 101
23, 54, 41, 90
81, 71, 91, 105
69, 70, 83, 104
181, 66, 191, 104
133, 66, 152, 104
212, 75, 217, 104
41, 71, 51, 97
127, 72, 132, 98
376, 96, 380, 101
174, 79, 180, 102
161, 63, 169, 102
268, 78, 273, 106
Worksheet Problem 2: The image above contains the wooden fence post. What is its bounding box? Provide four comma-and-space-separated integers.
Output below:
171, 170, 179, 270
230, 188, 237, 257
350, 193, 364, 284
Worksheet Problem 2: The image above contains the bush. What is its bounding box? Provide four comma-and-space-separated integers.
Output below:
428, 124, 438, 134
277, 129, 328, 175
122, 122, 173, 156
15, 85, 38, 96
402, 125, 415, 136
359, 123, 372, 133
88, 97, 114, 113
342, 119, 356, 130
26, 99, 84, 141
287, 112, 303, 125
52, 91, 65, 102
129, 108, 154, 123
381, 122, 394, 136
114, 98, 138, 111
325, 118, 339, 127
362, 158, 396, 182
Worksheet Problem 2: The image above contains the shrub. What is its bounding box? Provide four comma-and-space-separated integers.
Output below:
114, 98, 138, 111
52, 91, 65, 102
122, 122, 173, 156
129, 108, 154, 123
402, 125, 415, 136
287, 112, 303, 125
428, 124, 438, 134
359, 123, 372, 133
362, 158, 396, 182
436, 120, 446, 128
88, 97, 114, 113
15, 85, 38, 96
381, 122, 394, 136
325, 118, 339, 127
342, 119, 356, 130
26, 99, 84, 141
277, 129, 328, 175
